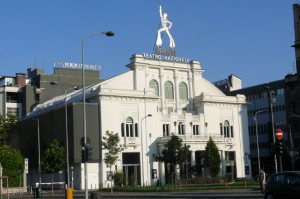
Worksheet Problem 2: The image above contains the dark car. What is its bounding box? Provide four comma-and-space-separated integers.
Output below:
264, 171, 300, 199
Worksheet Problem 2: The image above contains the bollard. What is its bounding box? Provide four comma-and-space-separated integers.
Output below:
35, 188, 42, 198
65, 188, 73, 199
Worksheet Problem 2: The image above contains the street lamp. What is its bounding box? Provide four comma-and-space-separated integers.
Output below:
33, 118, 41, 190
140, 114, 152, 186
266, 85, 278, 173
253, 109, 268, 174
50, 82, 79, 188
82, 31, 114, 198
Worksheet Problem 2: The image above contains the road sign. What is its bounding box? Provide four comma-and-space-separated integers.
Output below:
24, 158, 29, 174
276, 129, 283, 140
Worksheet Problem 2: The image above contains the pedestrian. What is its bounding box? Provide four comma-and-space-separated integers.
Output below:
259, 168, 266, 194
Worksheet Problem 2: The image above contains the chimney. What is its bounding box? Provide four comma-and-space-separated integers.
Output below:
15, 73, 26, 87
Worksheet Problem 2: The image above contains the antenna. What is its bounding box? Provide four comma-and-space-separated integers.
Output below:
292, 62, 296, 74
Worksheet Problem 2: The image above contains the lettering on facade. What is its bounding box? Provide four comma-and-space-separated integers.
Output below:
143, 53, 190, 63
54, 61, 101, 71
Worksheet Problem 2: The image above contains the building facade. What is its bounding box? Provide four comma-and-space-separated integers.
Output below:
13, 54, 251, 189
225, 79, 289, 176
0, 73, 30, 118
0, 67, 102, 119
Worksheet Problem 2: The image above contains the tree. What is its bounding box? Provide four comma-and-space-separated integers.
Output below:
0, 114, 17, 144
203, 136, 221, 178
0, 144, 23, 187
101, 131, 124, 192
158, 135, 190, 182
41, 139, 66, 190
0, 114, 21, 187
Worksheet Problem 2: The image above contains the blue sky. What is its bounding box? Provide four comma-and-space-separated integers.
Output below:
0, 0, 297, 88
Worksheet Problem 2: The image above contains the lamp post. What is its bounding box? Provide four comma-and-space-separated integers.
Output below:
50, 82, 79, 188
82, 31, 114, 199
34, 118, 41, 189
253, 109, 268, 174
140, 114, 152, 186
266, 86, 278, 173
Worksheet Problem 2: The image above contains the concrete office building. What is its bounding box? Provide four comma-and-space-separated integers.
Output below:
0, 66, 102, 119
0, 73, 30, 118
218, 78, 289, 175
11, 54, 252, 189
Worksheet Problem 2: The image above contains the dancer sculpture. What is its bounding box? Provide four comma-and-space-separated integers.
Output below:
156, 5, 175, 48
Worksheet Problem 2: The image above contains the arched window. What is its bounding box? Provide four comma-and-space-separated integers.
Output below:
121, 117, 138, 137
149, 79, 159, 96
179, 82, 188, 100
126, 117, 134, 137
164, 81, 174, 99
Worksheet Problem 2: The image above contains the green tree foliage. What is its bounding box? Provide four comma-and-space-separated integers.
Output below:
41, 139, 66, 174
101, 131, 124, 169
204, 136, 221, 178
113, 171, 125, 187
0, 144, 23, 186
0, 114, 17, 144
101, 131, 124, 191
160, 135, 190, 167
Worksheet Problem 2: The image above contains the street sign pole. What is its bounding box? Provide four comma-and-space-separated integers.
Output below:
276, 129, 283, 172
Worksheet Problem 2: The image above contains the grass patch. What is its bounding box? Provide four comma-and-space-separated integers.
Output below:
101, 180, 260, 192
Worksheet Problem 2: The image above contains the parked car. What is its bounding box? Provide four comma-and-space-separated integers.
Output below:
264, 171, 300, 199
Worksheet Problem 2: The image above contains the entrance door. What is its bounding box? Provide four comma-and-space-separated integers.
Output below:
122, 153, 141, 186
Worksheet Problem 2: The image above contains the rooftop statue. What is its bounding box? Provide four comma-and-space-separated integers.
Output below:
156, 5, 175, 49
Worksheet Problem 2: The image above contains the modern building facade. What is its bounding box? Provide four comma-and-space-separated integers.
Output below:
223, 79, 289, 176
0, 73, 30, 118
11, 54, 252, 189
0, 66, 102, 119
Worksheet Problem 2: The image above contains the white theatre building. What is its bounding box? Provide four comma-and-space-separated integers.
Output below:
83, 53, 251, 188
21, 53, 252, 189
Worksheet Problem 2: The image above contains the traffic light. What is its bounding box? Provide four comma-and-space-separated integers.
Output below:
278, 140, 284, 155
86, 145, 93, 161
81, 145, 93, 163
81, 147, 87, 163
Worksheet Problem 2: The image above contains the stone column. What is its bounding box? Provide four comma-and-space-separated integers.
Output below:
221, 151, 226, 177
190, 151, 196, 179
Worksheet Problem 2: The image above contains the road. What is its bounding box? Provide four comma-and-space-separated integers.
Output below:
4, 189, 264, 199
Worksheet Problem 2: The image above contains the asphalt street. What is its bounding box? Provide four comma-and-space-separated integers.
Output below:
4, 189, 264, 199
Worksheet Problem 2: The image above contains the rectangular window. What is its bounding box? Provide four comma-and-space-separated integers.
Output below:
130, 124, 133, 137
163, 124, 170, 137
121, 123, 125, 137
126, 124, 130, 137
230, 126, 234, 137
6, 92, 19, 103
178, 123, 185, 135
225, 151, 235, 161
7, 107, 19, 117
193, 125, 199, 135
135, 123, 138, 137
220, 125, 223, 136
